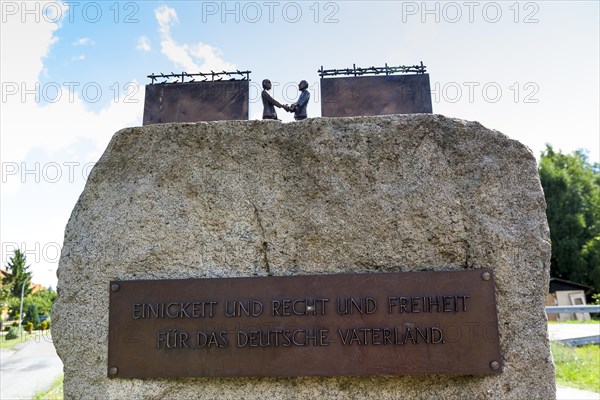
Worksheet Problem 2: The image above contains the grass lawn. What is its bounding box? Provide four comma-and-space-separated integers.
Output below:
551, 342, 600, 392
33, 375, 64, 400
0, 330, 43, 350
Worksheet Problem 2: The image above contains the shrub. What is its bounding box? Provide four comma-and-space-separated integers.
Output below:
5, 326, 19, 340
25, 322, 33, 333
11, 321, 18, 327
40, 320, 49, 331
23, 304, 40, 329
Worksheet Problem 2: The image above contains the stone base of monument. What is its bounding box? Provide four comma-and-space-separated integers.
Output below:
53, 114, 555, 399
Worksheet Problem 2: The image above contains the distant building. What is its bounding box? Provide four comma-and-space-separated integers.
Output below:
546, 278, 595, 321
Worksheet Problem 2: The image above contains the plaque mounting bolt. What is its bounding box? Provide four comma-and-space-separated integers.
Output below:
490, 361, 500, 371
109, 366, 119, 376
481, 272, 491, 281
111, 283, 120, 292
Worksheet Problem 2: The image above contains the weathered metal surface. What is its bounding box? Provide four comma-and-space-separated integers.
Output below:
108, 270, 501, 378
320, 74, 433, 117
142, 80, 249, 125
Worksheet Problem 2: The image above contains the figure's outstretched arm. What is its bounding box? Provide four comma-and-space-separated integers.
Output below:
262, 91, 284, 108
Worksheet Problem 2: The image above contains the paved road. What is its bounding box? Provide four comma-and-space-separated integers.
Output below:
548, 323, 600, 341
557, 385, 600, 400
0, 333, 63, 400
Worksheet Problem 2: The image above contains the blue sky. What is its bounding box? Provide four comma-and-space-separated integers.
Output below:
1, 1, 599, 287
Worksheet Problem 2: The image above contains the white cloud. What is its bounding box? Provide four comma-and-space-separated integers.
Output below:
137, 36, 151, 52
0, 1, 143, 287
155, 5, 178, 36
73, 37, 94, 46
154, 5, 235, 72
0, 1, 64, 86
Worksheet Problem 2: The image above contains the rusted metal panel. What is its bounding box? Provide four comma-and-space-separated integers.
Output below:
320, 74, 433, 117
142, 81, 249, 125
108, 270, 501, 378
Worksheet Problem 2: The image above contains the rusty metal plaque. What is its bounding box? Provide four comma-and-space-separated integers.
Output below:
108, 270, 501, 378
142, 80, 249, 125
320, 74, 433, 117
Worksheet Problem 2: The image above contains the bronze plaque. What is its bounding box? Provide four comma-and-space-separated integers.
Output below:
108, 270, 501, 378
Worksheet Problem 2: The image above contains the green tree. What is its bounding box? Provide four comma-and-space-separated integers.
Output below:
539, 146, 600, 288
2, 249, 32, 298
582, 236, 600, 288
25, 287, 57, 315
0, 282, 11, 307
7, 287, 57, 318
22, 303, 41, 329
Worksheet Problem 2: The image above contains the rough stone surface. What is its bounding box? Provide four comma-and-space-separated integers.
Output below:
53, 114, 555, 399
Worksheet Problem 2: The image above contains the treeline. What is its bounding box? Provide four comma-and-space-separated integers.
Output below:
539, 145, 600, 290
1, 249, 57, 329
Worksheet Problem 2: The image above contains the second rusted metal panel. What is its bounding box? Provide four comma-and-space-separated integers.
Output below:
321, 74, 433, 117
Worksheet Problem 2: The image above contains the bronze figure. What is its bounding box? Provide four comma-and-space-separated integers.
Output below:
261, 79, 289, 120
288, 80, 310, 120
